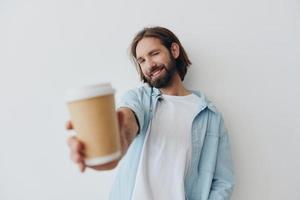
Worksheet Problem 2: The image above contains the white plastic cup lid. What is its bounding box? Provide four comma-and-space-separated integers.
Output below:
65, 83, 115, 103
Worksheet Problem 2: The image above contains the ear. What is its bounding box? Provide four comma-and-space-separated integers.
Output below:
170, 43, 180, 59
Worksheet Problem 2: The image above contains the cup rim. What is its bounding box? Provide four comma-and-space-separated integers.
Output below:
65, 82, 115, 103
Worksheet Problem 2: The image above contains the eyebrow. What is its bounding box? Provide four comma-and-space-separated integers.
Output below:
136, 48, 160, 62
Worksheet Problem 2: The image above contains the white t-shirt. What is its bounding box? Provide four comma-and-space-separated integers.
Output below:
132, 93, 200, 200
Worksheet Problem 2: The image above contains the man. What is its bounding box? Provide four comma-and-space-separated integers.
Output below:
66, 26, 235, 200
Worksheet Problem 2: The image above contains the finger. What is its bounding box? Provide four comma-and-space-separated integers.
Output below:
68, 136, 85, 154
70, 151, 84, 164
78, 162, 86, 173
67, 136, 77, 148
65, 120, 73, 130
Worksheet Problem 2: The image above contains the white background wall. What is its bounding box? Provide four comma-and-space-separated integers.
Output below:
1, 0, 299, 199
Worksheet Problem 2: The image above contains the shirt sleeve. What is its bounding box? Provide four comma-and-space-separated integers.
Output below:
116, 89, 145, 134
208, 115, 235, 200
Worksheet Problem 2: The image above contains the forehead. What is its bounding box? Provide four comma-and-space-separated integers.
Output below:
136, 37, 165, 58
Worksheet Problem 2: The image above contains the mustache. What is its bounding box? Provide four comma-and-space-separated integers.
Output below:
148, 64, 165, 76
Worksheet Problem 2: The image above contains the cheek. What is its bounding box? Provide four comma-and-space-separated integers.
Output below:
154, 55, 165, 63
158, 54, 171, 65
140, 66, 149, 77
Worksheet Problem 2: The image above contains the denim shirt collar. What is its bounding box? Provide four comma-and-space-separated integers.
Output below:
150, 87, 217, 114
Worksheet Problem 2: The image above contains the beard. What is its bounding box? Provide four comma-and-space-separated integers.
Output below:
144, 57, 177, 89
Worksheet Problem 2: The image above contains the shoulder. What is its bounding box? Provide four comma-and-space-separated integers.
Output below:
117, 85, 153, 109
206, 99, 223, 120
121, 85, 152, 100
191, 90, 228, 135
190, 89, 220, 115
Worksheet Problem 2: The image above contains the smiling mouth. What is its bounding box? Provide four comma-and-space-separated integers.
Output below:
150, 67, 164, 78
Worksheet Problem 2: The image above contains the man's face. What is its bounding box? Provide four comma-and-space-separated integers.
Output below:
136, 37, 177, 88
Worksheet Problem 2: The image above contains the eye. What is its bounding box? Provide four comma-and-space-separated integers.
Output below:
152, 51, 159, 55
138, 59, 145, 64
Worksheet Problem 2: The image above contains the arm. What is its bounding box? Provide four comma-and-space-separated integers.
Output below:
117, 107, 139, 156
208, 118, 235, 200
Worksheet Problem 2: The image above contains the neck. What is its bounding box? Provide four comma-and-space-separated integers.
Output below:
159, 74, 191, 96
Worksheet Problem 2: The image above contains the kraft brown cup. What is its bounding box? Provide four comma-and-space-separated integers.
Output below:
65, 83, 121, 166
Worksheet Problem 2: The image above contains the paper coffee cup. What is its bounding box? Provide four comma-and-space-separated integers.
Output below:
65, 83, 121, 166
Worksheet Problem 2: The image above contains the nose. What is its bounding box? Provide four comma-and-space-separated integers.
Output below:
146, 59, 157, 71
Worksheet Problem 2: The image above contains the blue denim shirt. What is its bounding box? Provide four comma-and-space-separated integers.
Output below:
110, 86, 235, 200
